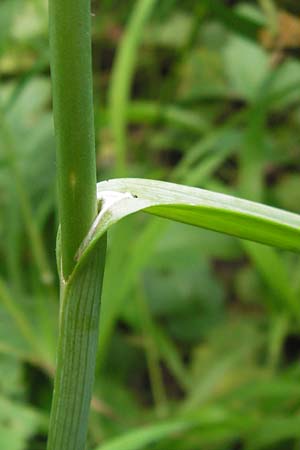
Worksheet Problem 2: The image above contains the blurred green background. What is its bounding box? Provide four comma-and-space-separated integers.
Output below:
1, 0, 300, 449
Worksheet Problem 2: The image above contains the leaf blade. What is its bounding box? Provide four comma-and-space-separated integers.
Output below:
79, 178, 300, 259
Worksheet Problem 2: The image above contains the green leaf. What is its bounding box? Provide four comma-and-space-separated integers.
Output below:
95, 406, 256, 450
0, 0, 18, 56
78, 178, 300, 261
109, 0, 158, 172
0, 359, 46, 450
0, 395, 43, 450
246, 415, 300, 449
96, 407, 236, 450
223, 35, 269, 101
203, 0, 262, 43
97, 419, 193, 450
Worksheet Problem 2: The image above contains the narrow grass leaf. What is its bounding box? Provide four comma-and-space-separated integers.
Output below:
78, 178, 300, 262
109, 0, 157, 173
96, 407, 236, 450
97, 419, 194, 450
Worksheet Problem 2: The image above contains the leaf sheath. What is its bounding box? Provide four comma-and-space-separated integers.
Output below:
47, 237, 106, 450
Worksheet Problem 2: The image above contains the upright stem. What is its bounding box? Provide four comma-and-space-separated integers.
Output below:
49, 0, 97, 278
47, 1, 106, 449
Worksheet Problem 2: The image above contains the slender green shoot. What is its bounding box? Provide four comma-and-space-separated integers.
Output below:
49, 0, 97, 279
47, 1, 106, 450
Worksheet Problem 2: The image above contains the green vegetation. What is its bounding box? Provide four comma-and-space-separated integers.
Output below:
1, 1, 300, 449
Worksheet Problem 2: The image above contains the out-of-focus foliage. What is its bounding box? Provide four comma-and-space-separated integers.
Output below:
1, 0, 300, 449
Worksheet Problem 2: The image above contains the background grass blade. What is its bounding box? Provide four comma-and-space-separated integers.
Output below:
109, 0, 157, 173
96, 418, 195, 450
0, 106, 53, 286
96, 407, 254, 450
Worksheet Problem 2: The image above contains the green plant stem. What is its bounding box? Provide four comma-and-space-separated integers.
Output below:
49, 0, 97, 278
47, 1, 107, 449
